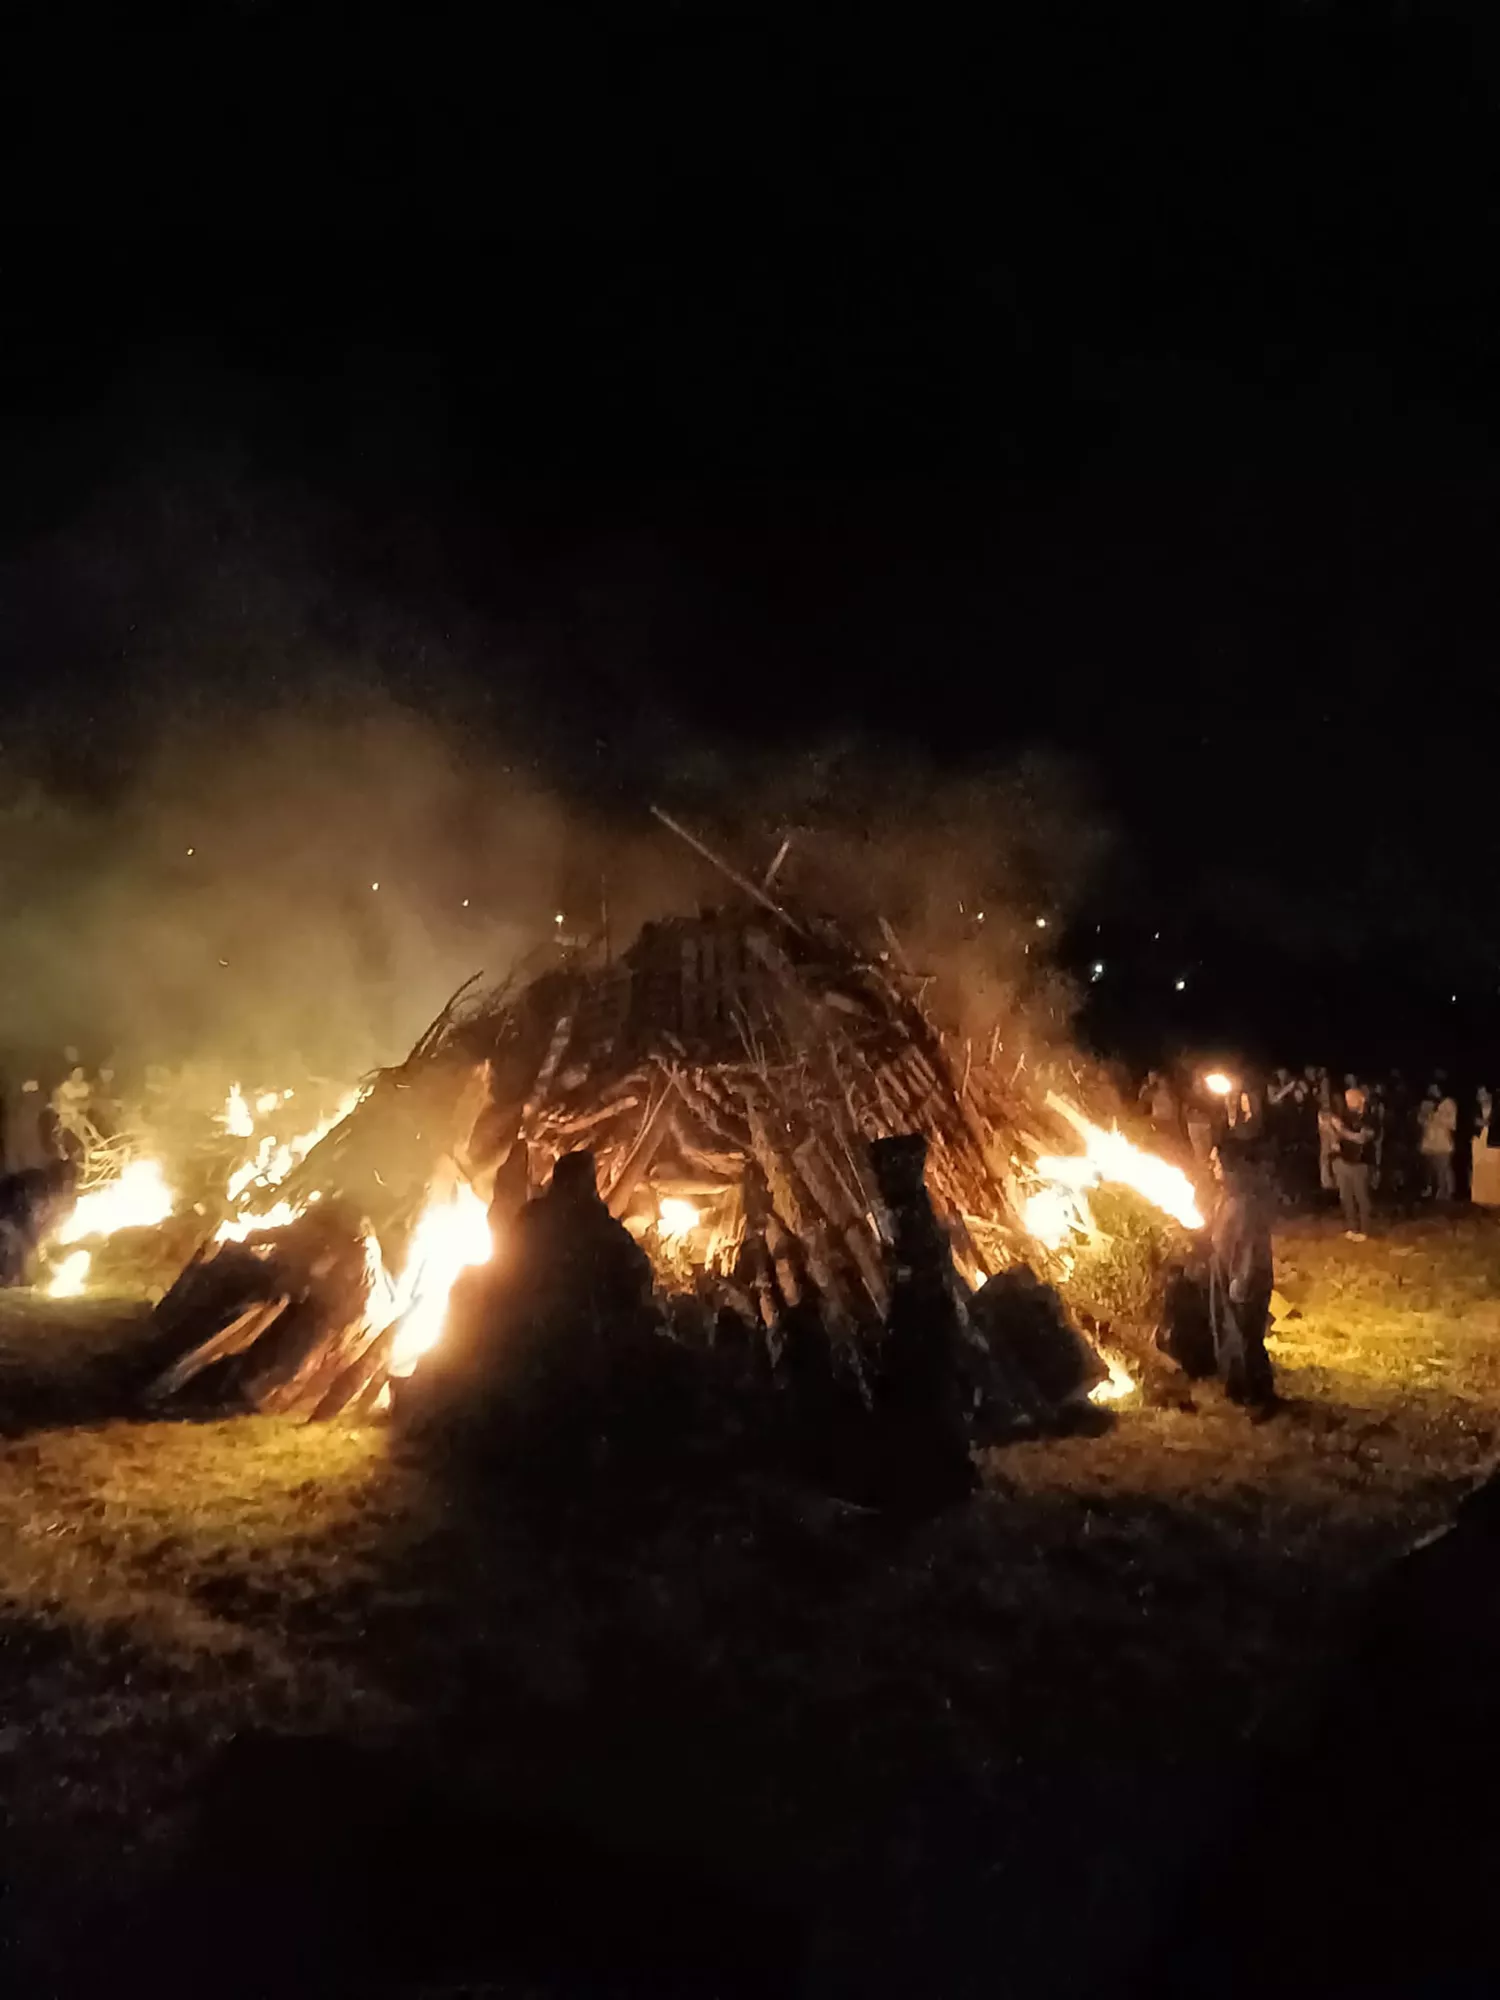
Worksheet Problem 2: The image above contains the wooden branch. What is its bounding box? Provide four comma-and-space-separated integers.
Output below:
602, 1072, 681, 1215
309, 1326, 396, 1421
145, 1294, 291, 1404
650, 806, 811, 940
408, 971, 487, 1066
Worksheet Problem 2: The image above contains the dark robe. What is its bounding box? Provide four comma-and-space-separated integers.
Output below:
1208, 1170, 1275, 1407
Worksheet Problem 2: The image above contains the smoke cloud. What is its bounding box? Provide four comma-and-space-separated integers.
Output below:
0, 468, 1113, 1097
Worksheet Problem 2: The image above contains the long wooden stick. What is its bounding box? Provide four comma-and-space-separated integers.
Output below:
650, 806, 810, 940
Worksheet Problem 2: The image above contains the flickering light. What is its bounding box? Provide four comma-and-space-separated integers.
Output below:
1035, 916, 1048, 930
47, 1250, 91, 1299
57, 1159, 174, 1243
371, 881, 380, 892
1203, 1071, 1234, 1097
461, 898, 470, 908
658, 1197, 701, 1240
1174, 978, 1187, 992
1091, 961, 1105, 981
186, 846, 195, 856
554, 912, 565, 926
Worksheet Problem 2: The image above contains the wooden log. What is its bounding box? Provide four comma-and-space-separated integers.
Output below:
793, 1136, 887, 1319
674, 1138, 750, 1183
537, 1096, 642, 1138
145, 1294, 292, 1404
309, 1326, 396, 1421
269, 1311, 390, 1419
346, 1361, 397, 1421
521, 998, 580, 1123
602, 1074, 681, 1216
151, 1242, 274, 1345
241, 1304, 358, 1415
791, 1135, 861, 1229
762, 1210, 808, 1312
737, 1229, 784, 1329
746, 1106, 863, 1327
235, 1226, 377, 1413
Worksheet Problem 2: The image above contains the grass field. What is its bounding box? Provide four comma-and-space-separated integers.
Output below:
1, 1211, 1497, 1994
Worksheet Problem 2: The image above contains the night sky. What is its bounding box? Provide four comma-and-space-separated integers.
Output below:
5, 2, 1500, 1067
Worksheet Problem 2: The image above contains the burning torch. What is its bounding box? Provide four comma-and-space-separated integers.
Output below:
1201, 1067, 1253, 1140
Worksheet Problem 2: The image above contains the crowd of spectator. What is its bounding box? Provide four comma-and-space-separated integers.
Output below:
1137, 1064, 1495, 1241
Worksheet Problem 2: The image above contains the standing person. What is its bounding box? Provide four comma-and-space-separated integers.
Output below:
1208, 1142, 1277, 1412
1266, 1067, 1300, 1203
51, 1063, 97, 1161
1331, 1083, 1377, 1240
1184, 1081, 1216, 1168
1139, 1069, 1184, 1144
1286, 1066, 1318, 1205
1471, 1087, 1500, 1208
1228, 1075, 1264, 1142
1420, 1084, 1458, 1203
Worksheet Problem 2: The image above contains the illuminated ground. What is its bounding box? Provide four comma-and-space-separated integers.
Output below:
0, 1212, 1496, 1994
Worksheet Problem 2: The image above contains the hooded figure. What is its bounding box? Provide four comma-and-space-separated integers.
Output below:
1208, 1143, 1276, 1411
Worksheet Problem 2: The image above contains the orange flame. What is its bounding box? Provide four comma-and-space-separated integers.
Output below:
657, 1197, 701, 1242
214, 1198, 306, 1244
219, 1084, 255, 1140
1088, 1347, 1137, 1404
45, 1249, 92, 1298
1023, 1094, 1205, 1250
56, 1158, 175, 1244
220, 1088, 362, 1227
1040, 1094, 1204, 1230
388, 1183, 494, 1377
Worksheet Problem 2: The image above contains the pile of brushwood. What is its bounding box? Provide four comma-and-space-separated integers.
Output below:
136, 897, 1192, 1500
396, 1136, 1108, 1514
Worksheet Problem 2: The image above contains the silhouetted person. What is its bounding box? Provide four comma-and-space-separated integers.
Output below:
1265, 1067, 1302, 1203
1138, 1069, 1183, 1142
1156, 1257, 1216, 1379
405, 1149, 654, 1434
1207, 1144, 1275, 1411
505, 1148, 654, 1350
1331, 1084, 1376, 1239
0, 1159, 76, 1285
868, 1134, 977, 1510
1420, 1084, 1458, 1202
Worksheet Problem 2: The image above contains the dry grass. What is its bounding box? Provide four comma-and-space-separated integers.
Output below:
0, 1216, 1496, 1993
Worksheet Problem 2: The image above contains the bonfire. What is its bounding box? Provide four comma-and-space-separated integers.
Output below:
45, 871, 1201, 1423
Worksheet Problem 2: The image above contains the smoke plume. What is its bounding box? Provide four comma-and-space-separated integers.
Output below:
0, 469, 1113, 1096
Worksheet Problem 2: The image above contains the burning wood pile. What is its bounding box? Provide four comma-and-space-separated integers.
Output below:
130, 895, 1204, 1441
